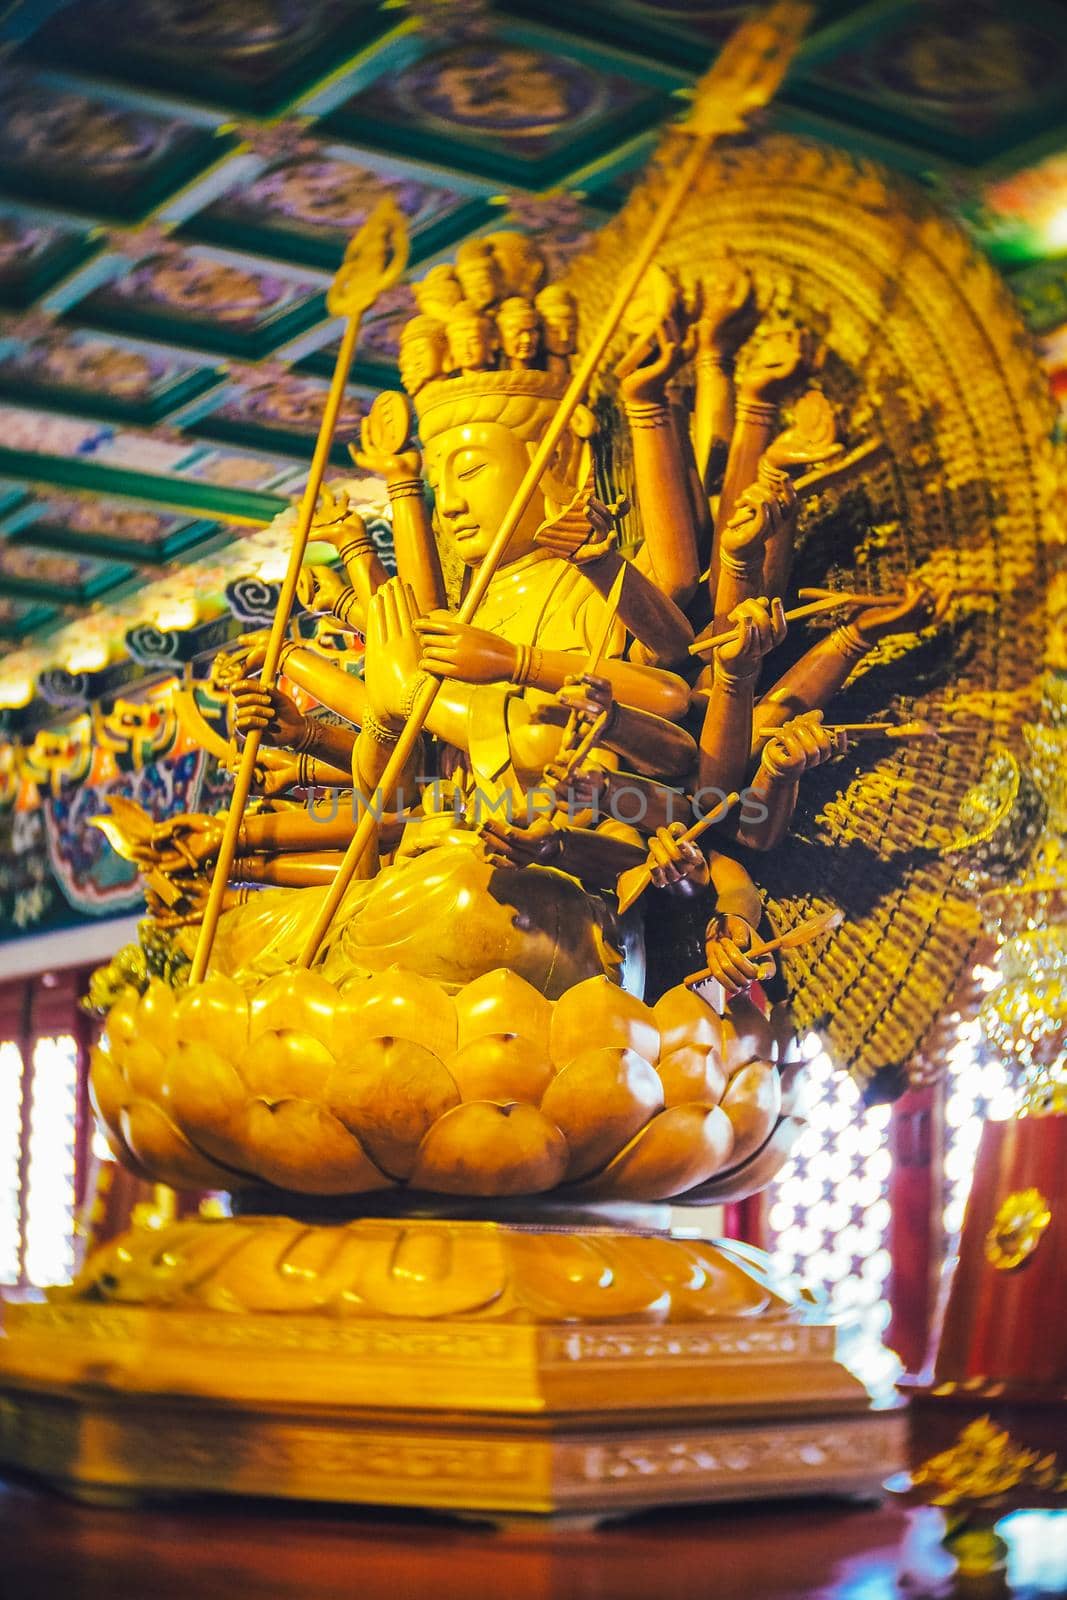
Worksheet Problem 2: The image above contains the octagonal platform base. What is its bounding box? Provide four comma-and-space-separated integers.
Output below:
0, 1216, 905, 1518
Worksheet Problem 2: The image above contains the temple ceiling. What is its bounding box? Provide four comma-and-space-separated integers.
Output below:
0, 0, 1065, 706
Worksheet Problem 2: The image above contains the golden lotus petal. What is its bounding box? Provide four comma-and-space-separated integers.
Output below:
654, 984, 723, 1057
102, 991, 140, 1066
721, 1060, 782, 1169
345, 968, 457, 1059
778, 1057, 810, 1118
720, 994, 773, 1072
541, 1045, 663, 1180
166, 1039, 249, 1163
767, 999, 801, 1064
201, 1221, 358, 1314
410, 1102, 568, 1196
448, 1033, 554, 1105
346, 1224, 509, 1319
120, 1100, 233, 1190
621, 1236, 777, 1319
240, 1099, 392, 1195
657, 1043, 727, 1108
682, 1116, 805, 1204
248, 970, 346, 1056
507, 1233, 666, 1321
549, 976, 659, 1068
138, 979, 178, 1056
122, 1033, 170, 1101
241, 1028, 336, 1103
324, 1037, 460, 1179
89, 1045, 127, 1135
454, 969, 553, 1055
174, 974, 250, 1062
573, 1104, 736, 1201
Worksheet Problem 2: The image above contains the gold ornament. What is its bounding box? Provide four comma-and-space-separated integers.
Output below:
984, 1188, 1052, 1271
911, 1416, 1064, 1505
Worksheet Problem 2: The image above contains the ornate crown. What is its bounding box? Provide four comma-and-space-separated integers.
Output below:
400, 234, 580, 444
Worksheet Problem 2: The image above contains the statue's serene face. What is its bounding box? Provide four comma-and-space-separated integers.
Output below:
424, 421, 547, 566
540, 301, 577, 355
447, 318, 492, 373
456, 257, 500, 311
399, 333, 444, 392
499, 310, 540, 362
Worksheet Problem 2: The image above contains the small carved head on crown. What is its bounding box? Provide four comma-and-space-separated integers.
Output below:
401, 232, 581, 434
401, 235, 593, 573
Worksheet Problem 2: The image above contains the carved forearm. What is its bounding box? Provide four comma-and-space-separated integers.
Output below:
234, 852, 344, 888
734, 762, 798, 851
522, 649, 690, 723
298, 715, 359, 774
670, 394, 714, 557
594, 771, 693, 836
712, 549, 763, 636
708, 849, 763, 928
332, 530, 388, 610
624, 400, 702, 607
697, 665, 756, 799
599, 703, 697, 781
711, 399, 778, 597
580, 549, 694, 668
756, 461, 798, 601
388, 477, 446, 616
238, 801, 360, 855
279, 645, 369, 727
692, 354, 735, 493
752, 623, 867, 752
554, 822, 646, 890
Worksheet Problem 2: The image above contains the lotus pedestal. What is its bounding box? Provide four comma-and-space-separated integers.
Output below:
0, 1210, 905, 1520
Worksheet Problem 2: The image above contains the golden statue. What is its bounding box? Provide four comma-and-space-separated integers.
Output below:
0, 1, 1055, 1519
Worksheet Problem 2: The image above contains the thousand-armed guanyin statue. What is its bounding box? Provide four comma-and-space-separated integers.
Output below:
1, 2, 1053, 1517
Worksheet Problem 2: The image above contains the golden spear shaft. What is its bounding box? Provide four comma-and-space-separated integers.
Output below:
189, 199, 408, 985
295, 1, 814, 970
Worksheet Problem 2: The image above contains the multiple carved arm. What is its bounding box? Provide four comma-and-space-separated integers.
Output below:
145, 257, 957, 1005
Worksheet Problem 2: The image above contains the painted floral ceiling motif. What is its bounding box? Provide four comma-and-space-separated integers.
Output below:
0, 0, 1063, 713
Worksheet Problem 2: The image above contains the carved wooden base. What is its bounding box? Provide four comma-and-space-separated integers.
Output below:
0, 1218, 906, 1517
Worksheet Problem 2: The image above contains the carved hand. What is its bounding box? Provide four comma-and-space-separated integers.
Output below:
297, 565, 349, 616
703, 913, 774, 996
230, 678, 309, 749
530, 673, 615, 731
717, 597, 787, 679
349, 440, 423, 485
249, 749, 302, 798
615, 320, 686, 406
646, 821, 710, 893
720, 486, 774, 566
414, 610, 519, 685
480, 816, 563, 870
543, 757, 606, 812
137, 813, 225, 872
739, 327, 809, 403
760, 710, 847, 781
694, 259, 755, 359
849, 578, 952, 645
364, 577, 427, 730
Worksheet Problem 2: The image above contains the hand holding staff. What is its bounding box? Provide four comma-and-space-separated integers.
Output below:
188, 198, 409, 985
685, 906, 844, 989
292, 3, 816, 972
615, 793, 741, 915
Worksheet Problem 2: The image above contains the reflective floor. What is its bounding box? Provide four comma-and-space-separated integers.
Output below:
1, 1475, 1065, 1600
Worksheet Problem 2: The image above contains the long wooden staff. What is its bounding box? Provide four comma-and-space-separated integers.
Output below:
188, 199, 409, 984
293, 1, 814, 971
